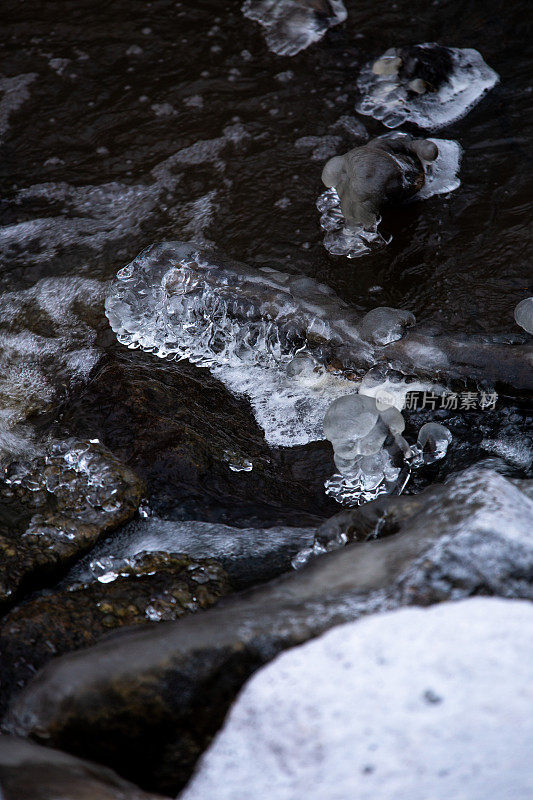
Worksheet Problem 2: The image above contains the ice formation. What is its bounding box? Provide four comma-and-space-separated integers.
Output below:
318, 133, 461, 258
357, 44, 499, 130
242, 0, 347, 57
107, 242, 532, 451
414, 421, 452, 465
105, 241, 373, 447
106, 243, 443, 447
320, 393, 452, 508
3, 438, 137, 544
322, 393, 412, 506
514, 297, 533, 335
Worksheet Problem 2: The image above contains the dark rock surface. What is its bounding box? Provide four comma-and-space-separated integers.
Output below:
5, 467, 532, 794
0, 735, 169, 799
0, 440, 143, 611
56, 346, 337, 526
0, 551, 231, 716
69, 516, 316, 591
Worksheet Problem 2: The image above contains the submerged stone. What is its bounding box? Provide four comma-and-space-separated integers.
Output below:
5, 467, 532, 794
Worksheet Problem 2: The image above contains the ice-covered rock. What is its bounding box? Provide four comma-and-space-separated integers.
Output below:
180, 598, 533, 800
0, 438, 143, 609
68, 515, 316, 590
357, 44, 499, 130
6, 468, 533, 793
318, 133, 461, 257
514, 297, 533, 334
242, 0, 347, 57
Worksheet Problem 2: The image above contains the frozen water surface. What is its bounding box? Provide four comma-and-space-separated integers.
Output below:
357, 45, 499, 130
242, 0, 347, 57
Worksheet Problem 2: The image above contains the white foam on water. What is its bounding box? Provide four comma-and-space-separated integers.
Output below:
242, 0, 347, 57
357, 45, 499, 130
317, 136, 461, 258
0, 73, 37, 143
0, 124, 247, 266
0, 277, 105, 462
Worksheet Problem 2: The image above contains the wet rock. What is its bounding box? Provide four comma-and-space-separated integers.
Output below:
56, 346, 336, 526
0, 551, 230, 715
317, 133, 461, 257
5, 467, 532, 794
0, 439, 143, 610
70, 516, 316, 591
180, 598, 533, 800
0, 735, 168, 799
321, 134, 436, 229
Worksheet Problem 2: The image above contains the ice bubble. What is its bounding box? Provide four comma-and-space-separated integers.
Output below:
514, 297, 533, 335
323, 394, 380, 445
357, 44, 499, 130
358, 307, 416, 346
242, 0, 347, 57
285, 352, 325, 387
416, 422, 452, 464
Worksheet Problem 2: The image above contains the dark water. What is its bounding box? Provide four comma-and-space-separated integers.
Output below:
1, 0, 532, 528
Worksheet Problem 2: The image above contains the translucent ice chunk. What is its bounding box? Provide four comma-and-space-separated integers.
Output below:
323, 394, 380, 445
323, 392, 410, 505
417, 422, 452, 464
358, 307, 416, 346
357, 44, 499, 130
514, 297, 533, 335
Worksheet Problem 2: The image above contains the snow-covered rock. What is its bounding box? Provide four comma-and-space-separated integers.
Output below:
181, 598, 533, 800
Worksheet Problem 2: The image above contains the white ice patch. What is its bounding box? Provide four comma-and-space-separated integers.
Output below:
317, 136, 461, 258
242, 0, 347, 57
180, 598, 533, 800
0, 73, 37, 144
357, 45, 499, 130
